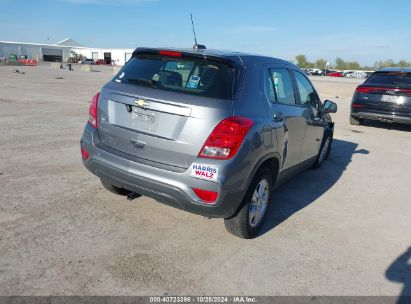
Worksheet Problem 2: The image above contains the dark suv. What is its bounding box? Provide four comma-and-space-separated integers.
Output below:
350, 67, 411, 125
80, 47, 337, 238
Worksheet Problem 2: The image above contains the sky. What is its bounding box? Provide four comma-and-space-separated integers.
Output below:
0, 0, 410, 66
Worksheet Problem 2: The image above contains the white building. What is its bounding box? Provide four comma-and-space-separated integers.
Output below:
0, 38, 134, 65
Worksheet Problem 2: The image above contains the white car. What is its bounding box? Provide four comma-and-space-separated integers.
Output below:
80, 58, 95, 65
310, 69, 323, 75
343, 70, 355, 78
353, 71, 367, 79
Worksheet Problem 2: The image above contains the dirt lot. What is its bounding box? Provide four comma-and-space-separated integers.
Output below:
0, 64, 410, 296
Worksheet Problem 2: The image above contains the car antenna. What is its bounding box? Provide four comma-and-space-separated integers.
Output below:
190, 13, 206, 50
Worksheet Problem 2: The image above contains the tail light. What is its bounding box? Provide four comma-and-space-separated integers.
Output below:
355, 86, 389, 94
192, 188, 218, 204
81, 147, 90, 159
88, 92, 100, 128
355, 86, 374, 94
198, 116, 254, 160
356, 86, 411, 96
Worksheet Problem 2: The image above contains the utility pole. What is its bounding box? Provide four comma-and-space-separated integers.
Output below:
325, 61, 330, 76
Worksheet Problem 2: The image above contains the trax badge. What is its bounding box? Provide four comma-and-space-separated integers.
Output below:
191, 163, 218, 181
135, 99, 150, 108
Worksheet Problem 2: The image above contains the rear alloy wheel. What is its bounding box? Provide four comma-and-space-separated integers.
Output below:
350, 116, 364, 125
100, 178, 131, 196
249, 179, 270, 228
224, 168, 273, 239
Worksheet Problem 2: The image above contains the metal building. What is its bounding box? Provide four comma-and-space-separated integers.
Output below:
0, 38, 134, 65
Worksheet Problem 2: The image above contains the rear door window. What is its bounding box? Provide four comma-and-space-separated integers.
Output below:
293, 71, 320, 108
114, 55, 235, 100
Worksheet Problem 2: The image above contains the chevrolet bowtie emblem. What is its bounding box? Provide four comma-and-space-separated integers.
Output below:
135, 99, 150, 108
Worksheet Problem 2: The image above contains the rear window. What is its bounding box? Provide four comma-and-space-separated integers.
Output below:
114, 55, 236, 100
366, 72, 411, 88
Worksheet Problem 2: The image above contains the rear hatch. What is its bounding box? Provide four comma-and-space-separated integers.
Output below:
96, 49, 243, 171
353, 71, 411, 115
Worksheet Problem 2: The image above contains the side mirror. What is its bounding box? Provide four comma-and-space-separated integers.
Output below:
323, 100, 337, 113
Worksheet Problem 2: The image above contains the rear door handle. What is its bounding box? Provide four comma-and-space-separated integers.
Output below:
273, 112, 284, 122
129, 138, 146, 150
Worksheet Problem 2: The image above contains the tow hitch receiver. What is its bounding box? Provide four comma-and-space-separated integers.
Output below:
127, 192, 141, 201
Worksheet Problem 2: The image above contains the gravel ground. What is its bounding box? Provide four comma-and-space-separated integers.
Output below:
0, 64, 410, 296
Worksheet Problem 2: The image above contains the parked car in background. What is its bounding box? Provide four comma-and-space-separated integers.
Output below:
350, 67, 411, 125
301, 68, 310, 75
96, 59, 113, 65
323, 69, 337, 76
310, 68, 323, 75
80, 58, 95, 65
353, 71, 368, 79
345, 71, 372, 79
80, 47, 337, 238
343, 70, 355, 77
328, 71, 344, 77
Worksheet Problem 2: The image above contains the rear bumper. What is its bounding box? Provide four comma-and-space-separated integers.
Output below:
351, 111, 411, 124
80, 125, 247, 218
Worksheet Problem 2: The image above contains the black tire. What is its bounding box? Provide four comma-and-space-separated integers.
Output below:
100, 178, 131, 196
224, 167, 273, 239
312, 133, 332, 169
350, 116, 363, 125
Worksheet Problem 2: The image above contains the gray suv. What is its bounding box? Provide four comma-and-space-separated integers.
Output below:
80, 47, 337, 238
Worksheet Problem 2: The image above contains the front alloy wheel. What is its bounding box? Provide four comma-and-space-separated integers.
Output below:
318, 136, 331, 165
312, 133, 332, 168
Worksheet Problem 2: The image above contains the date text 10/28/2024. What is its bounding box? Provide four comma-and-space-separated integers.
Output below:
149, 296, 257, 303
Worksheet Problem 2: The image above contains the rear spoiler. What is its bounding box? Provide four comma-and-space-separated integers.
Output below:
132, 48, 241, 68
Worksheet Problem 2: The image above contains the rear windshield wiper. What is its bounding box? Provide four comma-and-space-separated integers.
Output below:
127, 78, 157, 88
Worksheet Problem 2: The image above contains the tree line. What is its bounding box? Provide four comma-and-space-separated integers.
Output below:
294, 54, 411, 71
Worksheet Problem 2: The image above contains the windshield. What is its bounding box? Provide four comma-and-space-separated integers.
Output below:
113, 55, 236, 100
366, 72, 411, 88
